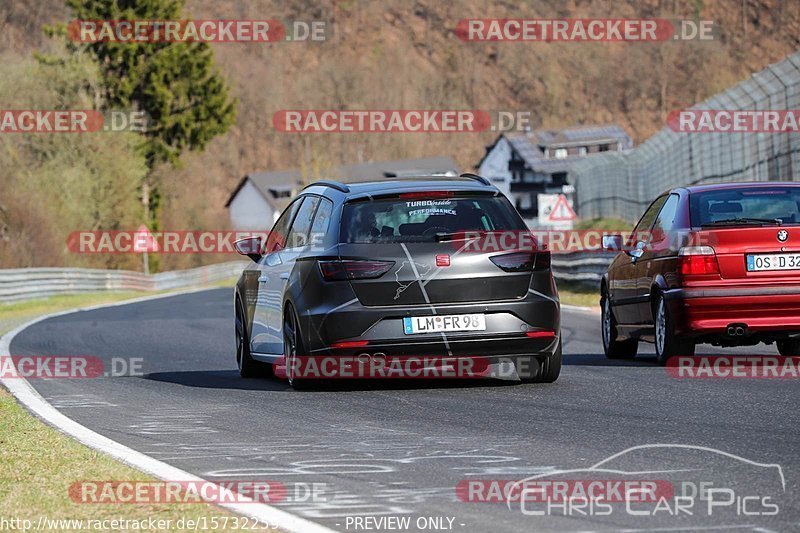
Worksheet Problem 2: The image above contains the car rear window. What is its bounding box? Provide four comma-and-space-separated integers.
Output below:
690, 187, 800, 226
340, 195, 527, 243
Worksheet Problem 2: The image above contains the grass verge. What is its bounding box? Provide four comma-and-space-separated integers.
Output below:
0, 390, 251, 531
0, 280, 258, 532
558, 280, 600, 309
0, 278, 237, 334
573, 217, 632, 231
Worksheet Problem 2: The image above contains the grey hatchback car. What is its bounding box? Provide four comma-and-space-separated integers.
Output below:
233, 174, 561, 389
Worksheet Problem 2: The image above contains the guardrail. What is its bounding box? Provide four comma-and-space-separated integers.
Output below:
0, 262, 247, 304
572, 50, 800, 222
0, 253, 609, 304
551, 251, 615, 286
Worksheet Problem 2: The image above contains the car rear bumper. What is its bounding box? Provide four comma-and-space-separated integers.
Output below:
664, 286, 800, 338
297, 290, 560, 357
284, 351, 558, 380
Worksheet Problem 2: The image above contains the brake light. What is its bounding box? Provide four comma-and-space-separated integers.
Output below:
318, 260, 394, 281
526, 330, 556, 338
490, 252, 550, 272
399, 191, 454, 199
331, 340, 369, 349
678, 246, 720, 276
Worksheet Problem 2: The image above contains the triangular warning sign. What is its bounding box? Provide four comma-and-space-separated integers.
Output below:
548, 194, 577, 222
133, 224, 159, 253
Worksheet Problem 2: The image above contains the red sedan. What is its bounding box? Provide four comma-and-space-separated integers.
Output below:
601, 182, 800, 364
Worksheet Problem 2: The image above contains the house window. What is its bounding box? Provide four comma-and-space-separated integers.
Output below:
269, 189, 292, 198
554, 148, 568, 159
578, 146, 587, 155
598, 144, 611, 152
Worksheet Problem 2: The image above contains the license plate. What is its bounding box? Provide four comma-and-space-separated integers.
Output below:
403, 314, 486, 334
746, 253, 800, 272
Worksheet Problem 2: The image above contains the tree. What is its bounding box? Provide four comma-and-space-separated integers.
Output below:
46, 0, 237, 271
64, 0, 237, 168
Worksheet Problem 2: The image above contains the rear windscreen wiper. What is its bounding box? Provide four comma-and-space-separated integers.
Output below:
434, 232, 467, 242
701, 217, 783, 227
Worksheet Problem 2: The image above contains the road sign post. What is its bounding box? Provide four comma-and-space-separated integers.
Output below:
133, 224, 159, 275
537, 193, 577, 229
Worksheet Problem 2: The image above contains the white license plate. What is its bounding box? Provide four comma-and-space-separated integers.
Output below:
746, 253, 800, 272
403, 314, 486, 334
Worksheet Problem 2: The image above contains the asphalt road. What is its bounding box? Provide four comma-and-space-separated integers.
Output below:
10, 288, 800, 532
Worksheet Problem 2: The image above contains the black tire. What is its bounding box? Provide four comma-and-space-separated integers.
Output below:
601, 294, 638, 359
522, 338, 562, 383
653, 293, 694, 366
236, 300, 273, 378
777, 339, 800, 356
284, 304, 319, 390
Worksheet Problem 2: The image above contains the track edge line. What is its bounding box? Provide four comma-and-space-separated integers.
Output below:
0, 286, 338, 533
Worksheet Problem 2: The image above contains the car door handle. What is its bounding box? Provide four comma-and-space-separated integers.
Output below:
279, 273, 289, 280
258, 275, 268, 283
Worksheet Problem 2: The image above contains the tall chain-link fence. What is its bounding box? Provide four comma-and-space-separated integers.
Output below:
571, 51, 800, 222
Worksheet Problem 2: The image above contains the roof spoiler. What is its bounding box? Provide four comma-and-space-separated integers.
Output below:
304, 180, 350, 193
459, 173, 491, 186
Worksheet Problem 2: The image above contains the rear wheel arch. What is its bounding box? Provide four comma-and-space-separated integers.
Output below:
649, 279, 668, 319
650, 287, 662, 323
283, 299, 307, 353
283, 299, 297, 326
234, 292, 246, 331
600, 277, 610, 305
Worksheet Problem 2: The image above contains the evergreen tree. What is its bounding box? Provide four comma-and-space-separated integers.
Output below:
64, 0, 237, 168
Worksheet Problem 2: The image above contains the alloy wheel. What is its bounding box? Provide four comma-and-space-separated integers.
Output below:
602, 297, 612, 350
235, 307, 245, 371
284, 310, 298, 385
655, 298, 666, 356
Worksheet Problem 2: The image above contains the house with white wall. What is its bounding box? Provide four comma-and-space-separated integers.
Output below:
225, 156, 459, 229
477, 124, 632, 220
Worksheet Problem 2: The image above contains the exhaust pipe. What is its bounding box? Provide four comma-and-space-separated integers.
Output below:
726, 324, 748, 337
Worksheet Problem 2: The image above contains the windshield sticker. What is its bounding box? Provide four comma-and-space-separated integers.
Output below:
405, 200, 453, 207
408, 208, 457, 217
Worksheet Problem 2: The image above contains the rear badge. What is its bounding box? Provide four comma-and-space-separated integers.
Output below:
436, 254, 450, 267
778, 230, 789, 242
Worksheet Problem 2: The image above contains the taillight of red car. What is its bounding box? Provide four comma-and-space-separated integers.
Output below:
678, 246, 720, 276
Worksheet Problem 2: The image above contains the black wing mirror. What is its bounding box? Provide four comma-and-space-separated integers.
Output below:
234, 236, 263, 262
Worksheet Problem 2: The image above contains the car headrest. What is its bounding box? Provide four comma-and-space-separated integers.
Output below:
708, 201, 743, 214
399, 223, 426, 236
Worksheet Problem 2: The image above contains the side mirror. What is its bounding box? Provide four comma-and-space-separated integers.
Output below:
602, 234, 623, 251
234, 237, 263, 262
626, 240, 646, 260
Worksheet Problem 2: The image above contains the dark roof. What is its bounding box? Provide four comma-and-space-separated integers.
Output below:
533, 124, 631, 146
225, 157, 460, 207
682, 181, 800, 194
337, 156, 459, 180
477, 124, 632, 173
224, 170, 298, 211
305, 175, 495, 197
